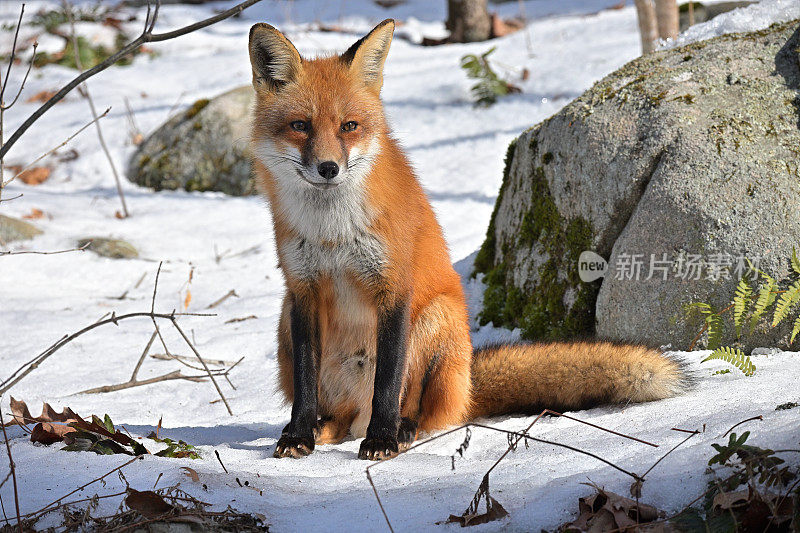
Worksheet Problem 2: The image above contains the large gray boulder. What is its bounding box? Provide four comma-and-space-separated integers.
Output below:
128, 86, 254, 196
475, 20, 800, 350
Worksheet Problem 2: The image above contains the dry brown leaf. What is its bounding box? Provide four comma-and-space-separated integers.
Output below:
447, 496, 508, 527
22, 208, 45, 220
126, 489, 175, 518
17, 166, 51, 186
31, 422, 76, 445
7, 397, 83, 427
26, 90, 58, 104
712, 489, 750, 511
181, 467, 200, 482
132, 133, 144, 145
562, 486, 666, 532
183, 290, 192, 310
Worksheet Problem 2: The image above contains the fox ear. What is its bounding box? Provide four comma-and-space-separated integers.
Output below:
341, 19, 395, 93
249, 23, 302, 91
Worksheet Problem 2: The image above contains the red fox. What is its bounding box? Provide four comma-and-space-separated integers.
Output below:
248, 19, 691, 460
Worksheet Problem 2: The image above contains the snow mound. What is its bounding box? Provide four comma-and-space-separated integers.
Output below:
666, 0, 800, 49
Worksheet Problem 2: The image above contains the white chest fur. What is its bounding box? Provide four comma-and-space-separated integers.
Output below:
278, 231, 386, 283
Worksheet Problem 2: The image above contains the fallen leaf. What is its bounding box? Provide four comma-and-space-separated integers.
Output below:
181, 467, 200, 482
26, 90, 57, 104
561, 486, 666, 532
132, 133, 144, 145
31, 422, 76, 445
16, 166, 51, 186
183, 290, 192, 310
126, 489, 175, 518
22, 208, 45, 220
447, 496, 508, 527
7, 397, 82, 427
712, 489, 750, 511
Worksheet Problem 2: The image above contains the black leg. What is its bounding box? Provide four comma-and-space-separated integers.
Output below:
359, 300, 410, 460
274, 295, 317, 458
397, 417, 418, 452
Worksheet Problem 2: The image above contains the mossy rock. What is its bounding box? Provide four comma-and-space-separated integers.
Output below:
78, 238, 138, 259
476, 20, 800, 350
0, 215, 43, 243
127, 86, 255, 196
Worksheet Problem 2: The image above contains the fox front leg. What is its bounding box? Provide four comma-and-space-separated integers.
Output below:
358, 301, 410, 460
274, 298, 318, 458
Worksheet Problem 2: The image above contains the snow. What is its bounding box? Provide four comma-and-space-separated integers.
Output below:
1, 1, 798, 531
666, 0, 800, 48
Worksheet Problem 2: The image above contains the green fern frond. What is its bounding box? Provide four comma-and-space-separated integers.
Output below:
706, 314, 724, 350
702, 347, 755, 377
732, 278, 751, 338
792, 247, 800, 275
791, 315, 800, 345
772, 280, 800, 327
750, 275, 777, 333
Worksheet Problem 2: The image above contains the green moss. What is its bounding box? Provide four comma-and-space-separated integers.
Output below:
477, 144, 598, 340
185, 98, 210, 119
473, 137, 518, 275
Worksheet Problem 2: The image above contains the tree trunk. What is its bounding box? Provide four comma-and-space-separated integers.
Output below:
446, 0, 491, 43
633, 0, 658, 54
655, 0, 679, 40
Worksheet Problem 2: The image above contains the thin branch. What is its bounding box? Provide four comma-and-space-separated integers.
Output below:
1, 241, 90, 257
25, 456, 142, 521
77, 370, 212, 394
170, 320, 233, 415
0, 5, 25, 105
3, 108, 110, 188
130, 331, 158, 382
0, 407, 22, 533
2, 43, 37, 112
0, 310, 214, 395
206, 289, 239, 309
365, 409, 658, 532
721, 415, 763, 438
64, 0, 129, 218
0, 0, 264, 160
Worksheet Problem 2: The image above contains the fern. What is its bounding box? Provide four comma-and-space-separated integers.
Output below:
791, 314, 800, 345
702, 347, 755, 377
792, 247, 800, 275
750, 274, 777, 333
460, 48, 517, 107
772, 279, 800, 327
732, 278, 751, 338
705, 314, 724, 350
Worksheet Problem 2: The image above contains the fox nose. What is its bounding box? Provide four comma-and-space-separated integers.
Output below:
317, 161, 339, 180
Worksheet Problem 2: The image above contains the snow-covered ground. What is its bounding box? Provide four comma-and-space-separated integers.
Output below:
1, 0, 798, 531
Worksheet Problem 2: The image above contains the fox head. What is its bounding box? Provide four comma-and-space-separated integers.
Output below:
248, 19, 395, 193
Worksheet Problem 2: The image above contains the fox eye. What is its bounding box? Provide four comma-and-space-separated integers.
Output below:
341, 121, 358, 132
290, 120, 309, 132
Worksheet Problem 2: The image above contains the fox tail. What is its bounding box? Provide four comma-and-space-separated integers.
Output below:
468, 341, 692, 419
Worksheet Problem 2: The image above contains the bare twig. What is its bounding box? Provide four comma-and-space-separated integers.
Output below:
0, 408, 22, 533
207, 289, 239, 309
150, 353, 233, 366
1, 241, 90, 257
0, 0, 264, 160
365, 409, 659, 531
130, 331, 158, 382
64, 0, 129, 218
77, 370, 214, 394
0, 309, 214, 395
214, 449, 229, 474
721, 415, 763, 438
170, 320, 233, 415
26, 456, 142, 521
2, 108, 110, 189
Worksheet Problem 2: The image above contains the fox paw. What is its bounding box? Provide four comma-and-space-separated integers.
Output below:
358, 436, 399, 461
274, 434, 314, 458
397, 418, 418, 452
